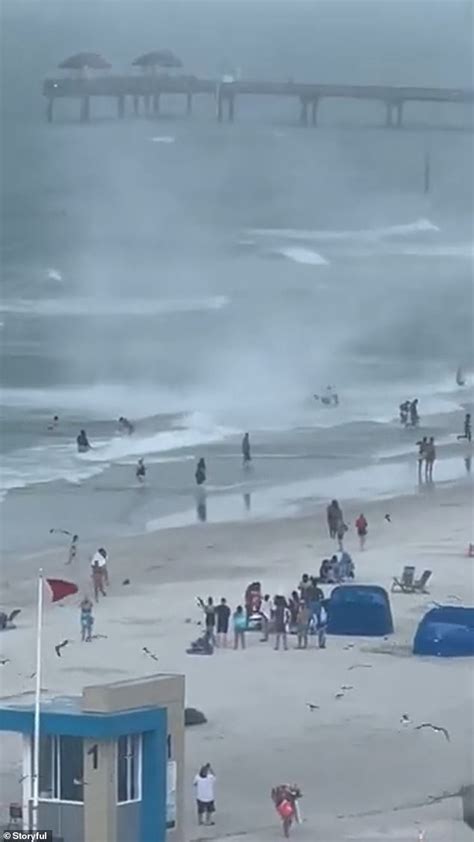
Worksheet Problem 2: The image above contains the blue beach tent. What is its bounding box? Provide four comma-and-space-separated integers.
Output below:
413, 606, 474, 657
326, 585, 394, 636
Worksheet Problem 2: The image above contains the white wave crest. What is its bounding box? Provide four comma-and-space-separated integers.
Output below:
249, 218, 440, 243
277, 246, 329, 266
0, 296, 229, 317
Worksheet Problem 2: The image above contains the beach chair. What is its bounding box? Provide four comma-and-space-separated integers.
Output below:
391, 566, 416, 593
413, 569, 432, 593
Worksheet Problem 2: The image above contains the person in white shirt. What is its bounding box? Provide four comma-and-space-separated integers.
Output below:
193, 764, 216, 826
91, 547, 108, 601
259, 594, 273, 642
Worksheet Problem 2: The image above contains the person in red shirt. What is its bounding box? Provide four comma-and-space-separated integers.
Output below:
355, 513, 368, 550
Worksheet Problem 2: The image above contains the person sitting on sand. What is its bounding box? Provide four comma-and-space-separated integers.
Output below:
319, 558, 332, 583
80, 596, 94, 642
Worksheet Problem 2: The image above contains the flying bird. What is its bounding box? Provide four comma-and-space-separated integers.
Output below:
335, 693, 345, 700
306, 703, 320, 711
348, 663, 372, 671
384, 513, 392, 523
142, 646, 159, 662
446, 595, 461, 602
8, 609, 21, 623
0, 658, 10, 665
400, 714, 411, 726
55, 639, 70, 658
415, 723, 450, 742
340, 685, 353, 691
122, 579, 131, 586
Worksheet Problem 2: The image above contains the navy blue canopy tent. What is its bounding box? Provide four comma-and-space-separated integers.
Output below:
326, 585, 394, 636
413, 606, 474, 657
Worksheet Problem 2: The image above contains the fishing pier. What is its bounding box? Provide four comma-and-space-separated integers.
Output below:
43, 53, 474, 128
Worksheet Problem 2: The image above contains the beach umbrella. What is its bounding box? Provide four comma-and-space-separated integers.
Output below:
58, 52, 111, 70
132, 50, 183, 70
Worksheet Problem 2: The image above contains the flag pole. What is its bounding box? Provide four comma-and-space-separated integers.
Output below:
32, 568, 44, 831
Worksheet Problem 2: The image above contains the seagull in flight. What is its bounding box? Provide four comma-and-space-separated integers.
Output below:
55, 639, 70, 658
306, 703, 320, 711
142, 646, 159, 662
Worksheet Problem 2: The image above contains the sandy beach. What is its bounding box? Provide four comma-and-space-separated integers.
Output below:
0, 477, 473, 841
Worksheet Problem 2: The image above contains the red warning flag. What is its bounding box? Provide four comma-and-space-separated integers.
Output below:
46, 578, 78, 603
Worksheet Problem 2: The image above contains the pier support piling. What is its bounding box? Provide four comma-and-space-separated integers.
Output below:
311, 98, 319, 126
117, 94, 125, 119
299, 98, 309, 126
80, 95, 90, 123
46, 98, 54, 123
395, 101, 403, 128
144, 94, 151, 115
217, 90, 235, 122
133, 94, 139, 116
186, 91, 193, 116
152, 93, 160, 116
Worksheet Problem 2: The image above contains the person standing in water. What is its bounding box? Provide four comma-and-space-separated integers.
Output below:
242, 432, 251, 466
416, 437, 428, 483
136, 458, 146, 483
410, 400, 420, 427
457, 413, 472, 443
195, 458, 206, 486
425, 437, 436, 482
76, 429, 91, 453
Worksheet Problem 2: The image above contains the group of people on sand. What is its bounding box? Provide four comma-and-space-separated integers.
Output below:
399, 398, 420, 427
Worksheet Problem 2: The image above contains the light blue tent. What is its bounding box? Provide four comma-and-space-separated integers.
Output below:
413, 606, 474, 657
327, 585, 393, 636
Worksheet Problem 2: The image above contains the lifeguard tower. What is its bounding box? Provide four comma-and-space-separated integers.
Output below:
0, 674, 184, 842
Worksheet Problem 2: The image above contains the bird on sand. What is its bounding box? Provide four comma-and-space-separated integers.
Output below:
55, 639, 70, 658
0, 657, 10, 665
142, 646, 159, 662
348, 663, 372, 671
400, 714, 411, 726
335, 693, 345, 699
415, 723, 450, 742
306, 703, 320, 711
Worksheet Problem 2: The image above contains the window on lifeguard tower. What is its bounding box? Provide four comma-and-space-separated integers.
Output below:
117, 734, 142, 804
33, 735, 84, 802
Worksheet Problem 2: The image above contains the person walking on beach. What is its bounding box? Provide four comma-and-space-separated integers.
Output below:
457, 413, 472, 443
296, 601, 310, 649
355, 513, 368, 550
425, 436, 436, 482
92, 547, 109, 585
91, 556, 106, 602
271, 784, 302, 839
327, 499, 343, 539
259, 594, 273, 642
215, 598, 231, 647
242, 432, 251, 466
80, 595, 94, 642
416, 437, 428, 483
67, 534, 79, 565
193, 764, 216, 827
274, 595, 290, 651
233, 605, 247, 649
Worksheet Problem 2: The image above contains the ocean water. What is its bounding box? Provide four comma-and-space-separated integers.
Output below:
1, 1, 473, 553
